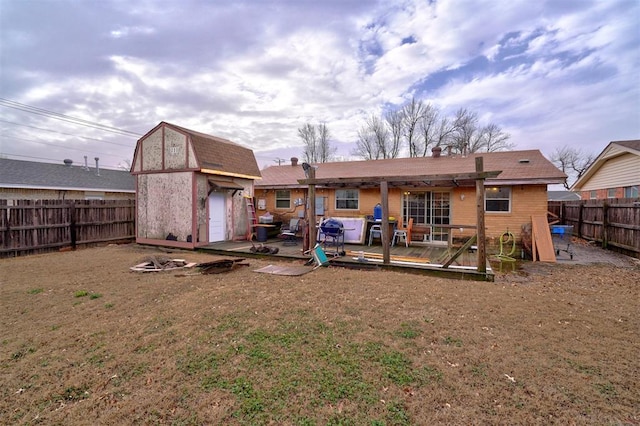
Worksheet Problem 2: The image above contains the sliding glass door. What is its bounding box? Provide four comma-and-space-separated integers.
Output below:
402, 191, 450, 242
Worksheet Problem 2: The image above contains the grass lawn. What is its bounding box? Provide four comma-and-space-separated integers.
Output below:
1, 244, 638, 425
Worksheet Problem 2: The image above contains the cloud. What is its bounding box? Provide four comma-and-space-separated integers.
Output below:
0, 0, 637, 170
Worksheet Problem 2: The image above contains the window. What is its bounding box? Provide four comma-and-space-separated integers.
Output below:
402, 191, 450, 242
589, 190, 597, 199
402, 191, 451, 225
275, 190, 290, 209
624, 186, 638, 198
485, 187, 511, 212
607, 188, 616, 199
335, 189, 359, 210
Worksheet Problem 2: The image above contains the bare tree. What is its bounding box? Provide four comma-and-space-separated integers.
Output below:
551, 146, 596, 189
482, 123, 513, 152
298, 123, 317, 163
450, 108, 480, 155
385, 109, 403, 159
299, 123, 336, 163
400, 98, 426, 157
449, 108, 512, 155
352, 125, 379, 160
317, 123, 336, 163
418, 104, 455, 156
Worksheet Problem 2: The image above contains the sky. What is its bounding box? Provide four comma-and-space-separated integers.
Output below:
1, 0, 638, 172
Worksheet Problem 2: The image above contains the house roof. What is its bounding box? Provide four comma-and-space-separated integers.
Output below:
571, 139, 640, 191
256, 149, 565, 189
548, 191, 581, 201
0, 158, 135, 192
163, 122, 261, 179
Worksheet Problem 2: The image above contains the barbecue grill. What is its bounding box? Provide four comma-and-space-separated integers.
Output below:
319, 218, 345, 256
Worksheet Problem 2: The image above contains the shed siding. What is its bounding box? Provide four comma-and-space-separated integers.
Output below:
136, 172, 193, 241
188, 143, 198, 168
133, 147, 142, 172
164, 127, 189, 170
581, 154, 640, 191
196, 174, 208, 243
142, 129, 163, 171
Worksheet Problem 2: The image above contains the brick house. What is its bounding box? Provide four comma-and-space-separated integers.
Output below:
255, 149, 565, 247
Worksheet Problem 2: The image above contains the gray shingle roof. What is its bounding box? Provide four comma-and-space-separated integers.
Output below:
162, 122, 261, 179
257, 149, 566, 188
0, 158, 135, 192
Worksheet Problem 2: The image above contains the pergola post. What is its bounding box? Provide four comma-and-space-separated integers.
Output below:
380, 180, 390, 264
475, 157, 487, 273
307, 166, 316, 250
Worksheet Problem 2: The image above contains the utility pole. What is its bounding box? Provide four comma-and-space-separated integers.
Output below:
274, 158, 286, 165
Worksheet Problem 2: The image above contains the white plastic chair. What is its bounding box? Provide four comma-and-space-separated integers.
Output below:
368, 224, 382, 245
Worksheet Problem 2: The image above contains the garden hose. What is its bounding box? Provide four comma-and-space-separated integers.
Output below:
494, 231, 516, 262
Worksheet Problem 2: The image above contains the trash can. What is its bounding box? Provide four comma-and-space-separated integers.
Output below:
256, 226, 268, 242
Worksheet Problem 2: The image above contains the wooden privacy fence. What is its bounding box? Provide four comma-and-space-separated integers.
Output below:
0, 199, 135, 258
549, 198, 640, 258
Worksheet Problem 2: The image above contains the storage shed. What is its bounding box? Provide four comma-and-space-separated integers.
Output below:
130, 122, 261, 249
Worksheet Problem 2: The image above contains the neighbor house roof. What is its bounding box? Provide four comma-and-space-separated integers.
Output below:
257, 149, 566, 189
548, 191, 581, 201
0, 158, 135, 192
571, 140, 640, 191
164, 122, 261, 179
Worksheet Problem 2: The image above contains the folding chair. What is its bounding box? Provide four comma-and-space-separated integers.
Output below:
305, 244, 330, 269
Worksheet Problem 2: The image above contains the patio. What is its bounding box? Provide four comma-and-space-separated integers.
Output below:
200, 235, 494, 281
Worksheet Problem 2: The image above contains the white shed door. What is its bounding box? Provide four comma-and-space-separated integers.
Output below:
208, 192, 226, 242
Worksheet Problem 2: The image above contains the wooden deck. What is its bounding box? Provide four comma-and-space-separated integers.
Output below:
199, 236, 494, 281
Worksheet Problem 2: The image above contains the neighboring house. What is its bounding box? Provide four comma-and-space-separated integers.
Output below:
256, 150, 566, 246
548, 191, 581, 202
130, 122, 261, 249
0, 157, 135, 200
571, 140, 640, 200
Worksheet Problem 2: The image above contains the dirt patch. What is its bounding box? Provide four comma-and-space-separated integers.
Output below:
1, 244, 638, 425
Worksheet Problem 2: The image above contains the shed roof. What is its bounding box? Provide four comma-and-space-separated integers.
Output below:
165, 122, 261, 179
257, 149, 565, 189
0, 158, 135, 192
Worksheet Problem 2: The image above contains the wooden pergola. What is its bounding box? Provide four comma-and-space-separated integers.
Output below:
298, 157, 501, 276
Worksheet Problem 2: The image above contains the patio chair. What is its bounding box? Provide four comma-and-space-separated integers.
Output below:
392, 218, 413, 247
279, 218, 300, 246
368, 224, 383, 246
309, 244, 330, 269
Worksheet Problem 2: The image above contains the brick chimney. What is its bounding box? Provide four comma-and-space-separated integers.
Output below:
432, 146, 442, 158
291, 157, 298, 166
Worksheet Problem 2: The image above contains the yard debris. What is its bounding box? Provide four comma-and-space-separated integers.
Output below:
250, 242, 279, 254
196, 258, 249, 274
504, 374, 516, 383
130, 256, 197, 272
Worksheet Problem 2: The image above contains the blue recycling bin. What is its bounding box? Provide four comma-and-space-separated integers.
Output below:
373, 203, 382, 221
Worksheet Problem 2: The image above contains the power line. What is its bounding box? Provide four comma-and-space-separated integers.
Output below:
0, 97, 142, 137
0, 152, 124, 169
2, 135, 126, 159
0, 119, 135, 147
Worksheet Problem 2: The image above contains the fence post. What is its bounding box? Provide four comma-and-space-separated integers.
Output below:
602, 201, 609, 249
70, 201, 77, 250
578, 203, 584, 239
